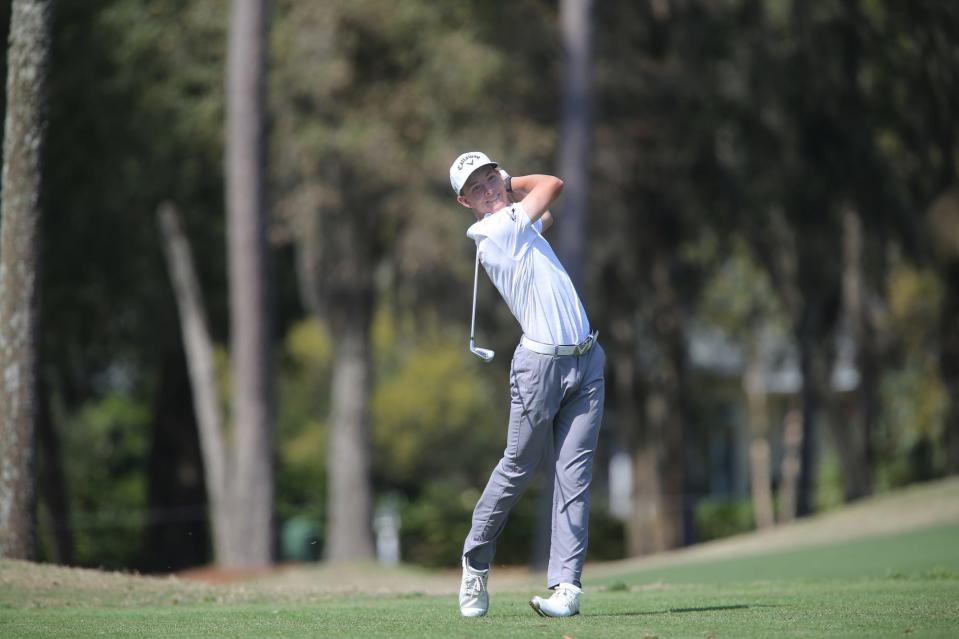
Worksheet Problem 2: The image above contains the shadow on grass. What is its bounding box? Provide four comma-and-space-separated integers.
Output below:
597, 603, 773, 617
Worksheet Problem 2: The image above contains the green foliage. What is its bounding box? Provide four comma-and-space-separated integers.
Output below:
269, 0, 559, 306
371, 335, 505, 488
584, 504, 626, 562
814, 452, 847, 513
693, 497, 755, 543
397, 481, 474, 568
887, 266, 944, 356
878, 367, 947, 487
368, 312, 508, 566
876, 264, 948, 488
274, 319, 333, 534
698, 239, 785, 336
59, 393, 151, 569
399, 479, 546, 569
43, 0, 231, 387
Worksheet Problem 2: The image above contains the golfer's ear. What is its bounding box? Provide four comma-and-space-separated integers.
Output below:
457, 195, 472, 209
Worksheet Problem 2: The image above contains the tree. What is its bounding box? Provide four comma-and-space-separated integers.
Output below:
717, 0, 876, 514
556, 0, 593, 291
698, 244, 786, 530
269, 0, 560, 562
593, 0, 730, 553
0, 0, 53, 561
157, 202, 230, 566
39, 0, 231, 570
863, 2, 959, 477
522, 0, 596, 571
270, 4, 379, 555
224, 0, 273, 567
316, 167, 378, 562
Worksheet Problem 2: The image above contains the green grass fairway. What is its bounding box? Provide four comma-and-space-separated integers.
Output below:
1, 568, 957, 638
1, 578, 957, 639
2, 481, 959, 638
596, 523, 959, 586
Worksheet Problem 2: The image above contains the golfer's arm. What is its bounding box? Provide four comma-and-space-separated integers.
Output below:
511, 186, 554, 232
511, 174, 562, 231
538, 210, 554, 232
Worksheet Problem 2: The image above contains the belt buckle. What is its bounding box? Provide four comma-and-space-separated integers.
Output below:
576, 334, 593, 356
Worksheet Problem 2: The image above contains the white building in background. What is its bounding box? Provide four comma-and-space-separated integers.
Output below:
606, 321, 860, 519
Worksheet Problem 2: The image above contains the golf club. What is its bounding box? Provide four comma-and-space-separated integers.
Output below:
469, 249, 495, 362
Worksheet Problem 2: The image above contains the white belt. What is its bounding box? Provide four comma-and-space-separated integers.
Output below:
520, 330, 599, 357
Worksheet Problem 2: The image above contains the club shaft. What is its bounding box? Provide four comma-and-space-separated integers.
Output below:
470, 249, 480, 342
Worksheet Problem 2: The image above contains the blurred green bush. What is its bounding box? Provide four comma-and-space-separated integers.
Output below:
694, 497, 755, 543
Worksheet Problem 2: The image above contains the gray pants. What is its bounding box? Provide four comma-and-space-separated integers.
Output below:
463, 341, 606, 588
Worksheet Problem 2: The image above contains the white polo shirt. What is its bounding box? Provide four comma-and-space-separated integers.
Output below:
467, 202, 591, 346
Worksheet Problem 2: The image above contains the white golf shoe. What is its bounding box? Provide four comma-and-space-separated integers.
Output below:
459, 557, 489, 617
529, 582, 581, 617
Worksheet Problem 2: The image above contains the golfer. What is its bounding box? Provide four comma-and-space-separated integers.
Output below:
449, 151, 606, 618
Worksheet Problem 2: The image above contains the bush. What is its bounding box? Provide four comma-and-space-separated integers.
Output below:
399, 481, 475, 568
694, 497, 754, 543
587, 505, 626, 561
399, 479, 546, 568
399, 479, 625, 568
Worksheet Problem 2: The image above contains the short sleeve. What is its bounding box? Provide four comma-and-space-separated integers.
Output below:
469, 204, 539, 259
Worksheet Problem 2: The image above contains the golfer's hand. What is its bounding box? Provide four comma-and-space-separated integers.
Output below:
499, 169, 516, 202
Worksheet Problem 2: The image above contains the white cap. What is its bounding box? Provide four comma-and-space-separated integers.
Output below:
449, 151, 497, 195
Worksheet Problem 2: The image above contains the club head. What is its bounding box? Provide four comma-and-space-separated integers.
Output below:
469, 342, 495, 362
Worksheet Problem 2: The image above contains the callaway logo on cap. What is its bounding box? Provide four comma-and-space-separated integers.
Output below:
450, 151, 498, 195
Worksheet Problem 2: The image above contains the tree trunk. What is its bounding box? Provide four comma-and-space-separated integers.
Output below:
644, 388, 683, 549
642, 256, 686, 550
778, 406, 803, 523
524, 0, 594, 572
157, 203, 231, 564
610, 258, 685, 556
828, 205, 873, 501
0, 0, 53, 561
743, 343, 775, 529
556, 0, 593, 290
796, 324, 826, 517
225, 0, 273, 567
609, 305, 662, 556
325, 315, 376, 561
630, 446, 664, 554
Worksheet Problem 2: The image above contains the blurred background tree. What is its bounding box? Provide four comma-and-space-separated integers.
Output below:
1, 0, 955, 572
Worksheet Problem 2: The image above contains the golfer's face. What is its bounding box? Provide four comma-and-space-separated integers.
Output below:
462, 166, 508, 215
